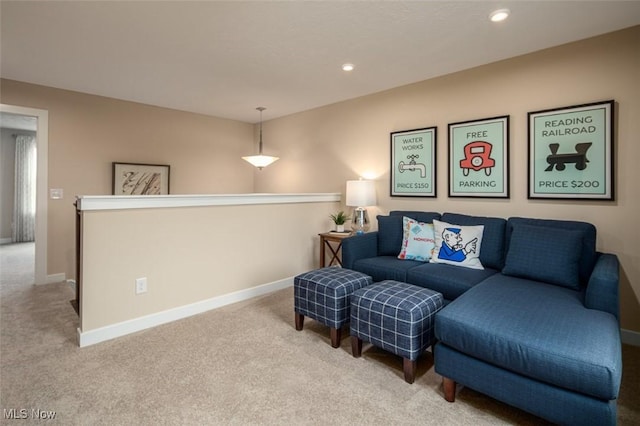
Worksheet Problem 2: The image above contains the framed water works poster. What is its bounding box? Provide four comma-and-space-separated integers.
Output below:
448, 115, 509, 198
390, 126, 437, 197
528, 100, 614, 200
112, 162, 171, 195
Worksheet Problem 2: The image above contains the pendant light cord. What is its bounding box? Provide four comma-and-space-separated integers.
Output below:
257, 107, 265, 155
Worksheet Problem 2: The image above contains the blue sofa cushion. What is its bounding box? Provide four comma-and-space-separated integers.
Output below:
352, 256, 422, 283
506, 217, 597, 286
435, 274, 622, 400
378, 211, 440, 256
503, 223, 583, 289
390, 210, 441, 223
407, 263, 498, 301
377, 215, 404, 256
441, 213, 506, 270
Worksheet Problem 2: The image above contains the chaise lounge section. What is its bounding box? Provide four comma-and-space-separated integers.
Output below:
342, 211, 621, 425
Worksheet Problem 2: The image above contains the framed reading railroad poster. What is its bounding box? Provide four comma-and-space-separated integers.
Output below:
528, 100, 614, 200
390, 126, 437, 197
448, 115, 509, 198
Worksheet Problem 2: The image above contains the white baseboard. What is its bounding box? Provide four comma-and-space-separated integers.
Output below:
37, 273, 66, 285
621, 328, 640, 347
0, 237, 12, 245
77, 277, 294, 348
66, 279, 76, 292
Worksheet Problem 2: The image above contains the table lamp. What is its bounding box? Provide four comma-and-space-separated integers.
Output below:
346, 179, 377, 234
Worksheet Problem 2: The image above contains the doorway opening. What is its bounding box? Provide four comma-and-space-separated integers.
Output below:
0, 105, 48, 285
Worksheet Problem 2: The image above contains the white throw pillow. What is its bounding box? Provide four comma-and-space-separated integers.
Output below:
430, 219, 484, 270
397, 216, 436, 262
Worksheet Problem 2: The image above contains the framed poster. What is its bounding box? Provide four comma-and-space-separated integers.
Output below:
112, 162, 170, 195
448, 115, 509, 198
528, 100, 614, 200
390, 127, 437, 197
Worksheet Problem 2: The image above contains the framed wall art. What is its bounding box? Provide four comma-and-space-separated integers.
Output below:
390, 126, 437, 197
448, 115, 509, 198
112, 162, 170, 195
528, 100, 614, 200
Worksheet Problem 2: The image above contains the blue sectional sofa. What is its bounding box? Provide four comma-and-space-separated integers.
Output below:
342, 211, 621, 425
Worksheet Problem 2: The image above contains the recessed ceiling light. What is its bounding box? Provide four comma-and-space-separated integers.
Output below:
489, 9, 510, 22
342, 63, 355, 72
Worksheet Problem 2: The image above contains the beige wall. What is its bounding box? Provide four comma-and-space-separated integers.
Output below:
80, 200, 338, 332
0, 80, 256, 278
2, 26, 638, 333
257, 27, 640, 332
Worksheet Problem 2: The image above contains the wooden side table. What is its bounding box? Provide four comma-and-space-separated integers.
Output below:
319, 232, 352, 267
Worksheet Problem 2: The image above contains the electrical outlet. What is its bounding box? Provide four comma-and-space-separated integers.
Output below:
135, 277, 147, 294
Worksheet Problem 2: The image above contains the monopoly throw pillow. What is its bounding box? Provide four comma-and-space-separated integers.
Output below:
430, 219, 484, 269
398, 216, 435, 262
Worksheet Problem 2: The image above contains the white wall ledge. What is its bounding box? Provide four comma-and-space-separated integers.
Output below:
76, 193, 341, 211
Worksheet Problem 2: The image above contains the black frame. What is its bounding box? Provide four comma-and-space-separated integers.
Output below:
448, 115, 510, 198
527, 100, 614, 200
390, 126, 437, 197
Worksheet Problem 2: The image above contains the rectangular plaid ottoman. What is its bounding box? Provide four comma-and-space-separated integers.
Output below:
350, 280, 443, 383
294, 267, 373, 348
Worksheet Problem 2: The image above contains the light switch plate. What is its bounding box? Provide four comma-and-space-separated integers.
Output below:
50, 188, 63, 199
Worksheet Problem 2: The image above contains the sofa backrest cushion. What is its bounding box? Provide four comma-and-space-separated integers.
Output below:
377, 211, 440, 256
441, 212, 506, 270
503, 224, 583, 289
390, 211, 442, 223
506, 217, 597, 286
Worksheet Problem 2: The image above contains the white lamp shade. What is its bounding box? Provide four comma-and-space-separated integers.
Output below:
346, 180, 377, 207
242, 155, 279, 169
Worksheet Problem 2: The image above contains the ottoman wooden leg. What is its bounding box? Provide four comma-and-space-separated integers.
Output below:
295, 312, 304, 331
330, 327, 341, 348
351, 336, 363, 357
443, 377, 456, 402
403, 358, 416, 384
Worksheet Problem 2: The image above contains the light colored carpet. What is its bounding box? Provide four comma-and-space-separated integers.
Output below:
1, 242, 638, 425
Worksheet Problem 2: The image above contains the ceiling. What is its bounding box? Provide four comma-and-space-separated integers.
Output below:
1, 1, 639, 123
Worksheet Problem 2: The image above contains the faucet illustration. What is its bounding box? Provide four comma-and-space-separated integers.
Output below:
398, 154, 427, 178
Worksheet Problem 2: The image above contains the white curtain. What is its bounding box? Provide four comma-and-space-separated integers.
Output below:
13, 135, 37, 242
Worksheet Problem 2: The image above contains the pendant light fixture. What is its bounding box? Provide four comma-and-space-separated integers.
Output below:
242, 107, 279, 170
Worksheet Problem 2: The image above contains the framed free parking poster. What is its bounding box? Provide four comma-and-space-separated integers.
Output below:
448, 116, 509, 198
390, 127, 437, 197
528, 100, 614, 200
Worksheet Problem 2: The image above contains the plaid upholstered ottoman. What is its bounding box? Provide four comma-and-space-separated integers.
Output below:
294, 267, 373, 348
350, 280, 443, 383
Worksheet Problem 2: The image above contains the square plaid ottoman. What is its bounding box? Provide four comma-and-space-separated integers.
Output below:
350, 280, 443, 383
294, 267, 373, 348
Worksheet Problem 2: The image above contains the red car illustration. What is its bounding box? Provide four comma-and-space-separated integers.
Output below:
460, 141, 495, 176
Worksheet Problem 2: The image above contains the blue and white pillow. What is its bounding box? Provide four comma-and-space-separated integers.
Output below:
397, 217, 435, 262
430, 219, 484, 270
